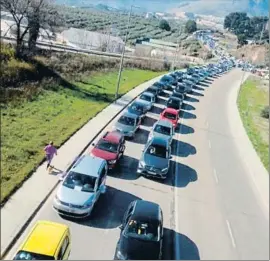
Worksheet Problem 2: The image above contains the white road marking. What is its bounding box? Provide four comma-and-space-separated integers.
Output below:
208, 140, 212, 149
213, 168, 219, 184
226, 220, 236, 248
173, 111, 185, 260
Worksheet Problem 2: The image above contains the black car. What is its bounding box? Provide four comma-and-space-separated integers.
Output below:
146, 86, 159, 98
115, 200, 163, 260
160, 75, 175, 90
166, 96, 182, 110
152, 82, 164, 94
174, 84, 187, 95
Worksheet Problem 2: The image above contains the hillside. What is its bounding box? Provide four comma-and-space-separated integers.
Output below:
55, 5, 185, 44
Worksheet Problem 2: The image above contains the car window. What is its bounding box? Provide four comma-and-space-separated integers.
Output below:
164, 112, 177, 120
118, 116, 135, 126
140, 94, 151, 102
146, 144, 167, 158
124, 220, 159, 241
57, 236, 70, 260
154, 125, 171, 136
168, 99, 178, 105
96, 140, 118, 153
14, 251, 54, 260
97, 166, 106, 188
63, 171, 96, 192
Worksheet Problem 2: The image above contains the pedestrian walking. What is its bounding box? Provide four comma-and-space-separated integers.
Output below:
44, 141, 57, 171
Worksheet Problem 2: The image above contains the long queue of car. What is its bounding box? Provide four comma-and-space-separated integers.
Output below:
12, 61, 233, 260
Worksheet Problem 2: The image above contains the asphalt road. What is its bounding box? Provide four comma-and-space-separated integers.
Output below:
6, 69, 268, 260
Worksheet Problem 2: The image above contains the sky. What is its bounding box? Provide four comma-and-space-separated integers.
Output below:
56, 0, 269, 17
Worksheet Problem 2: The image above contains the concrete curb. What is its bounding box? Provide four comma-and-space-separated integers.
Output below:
0, 73, 166, 259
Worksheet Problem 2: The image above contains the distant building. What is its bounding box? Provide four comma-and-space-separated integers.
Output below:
61, 28, 124, 53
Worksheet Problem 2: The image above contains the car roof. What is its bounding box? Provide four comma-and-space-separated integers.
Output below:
71, 154, 104, 177
102, 130, 122, 143
155, 119, 173, 128
149, 136, 169, 147
163, 107, 178, 114
122, 110, 139, 119
141, 91, 155, 97
132, 200, 160, 222
21, 220, 68, 257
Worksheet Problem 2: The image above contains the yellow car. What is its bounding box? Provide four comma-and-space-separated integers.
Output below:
13, 220, 71, 260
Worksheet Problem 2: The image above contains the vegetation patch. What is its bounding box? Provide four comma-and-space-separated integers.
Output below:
237, 76, 269, 171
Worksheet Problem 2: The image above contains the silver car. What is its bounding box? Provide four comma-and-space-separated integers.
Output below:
136, 91, 155, 111
137, 137, 172, 179
53, 155, 107, 218
148, 120, 174, 145
114, 111, 141, 138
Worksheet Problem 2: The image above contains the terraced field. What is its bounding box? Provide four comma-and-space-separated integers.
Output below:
57, 5, 186, 43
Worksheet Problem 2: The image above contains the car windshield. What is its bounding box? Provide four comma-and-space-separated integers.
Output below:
118, 116, 135, 126
96, 139, 118, 153
154, 125, 171, 136
146, 144, 167, 158
140, 94, 151, 102
168, 99, 179, 107
130, 104, 143, 113
164, 112, 176, 120
125, 219, 159, 241
63, 171, 96, 192
14, 251, 54, 260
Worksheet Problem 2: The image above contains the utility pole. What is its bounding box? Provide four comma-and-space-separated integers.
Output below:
115, 5, 139, 100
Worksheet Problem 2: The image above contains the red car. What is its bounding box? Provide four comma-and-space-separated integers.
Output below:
90, 131, 126, 169
160, 107, 179, 129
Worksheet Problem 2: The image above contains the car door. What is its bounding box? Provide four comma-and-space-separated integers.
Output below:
56, 234, 71, 260
119, 138, 126, 158
122, 203, 135, 229
95, 165, 107, 201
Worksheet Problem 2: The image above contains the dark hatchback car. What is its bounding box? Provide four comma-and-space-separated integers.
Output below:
146, 86, 159, 99
115, 200, 163, 260
152, 82, 164, 94
160, 75, 175, 90
166, 96, 182, 110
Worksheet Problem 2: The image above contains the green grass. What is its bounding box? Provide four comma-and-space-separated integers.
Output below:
1, 69, 165, 203
237, 77, 269, 171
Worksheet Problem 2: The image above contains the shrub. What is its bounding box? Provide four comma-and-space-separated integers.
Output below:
261, 106, 269, 119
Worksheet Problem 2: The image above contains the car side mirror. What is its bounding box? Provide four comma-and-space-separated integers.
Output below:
118, 224, 124, 230
169, 155, 173, 159
92, 143, 95, 146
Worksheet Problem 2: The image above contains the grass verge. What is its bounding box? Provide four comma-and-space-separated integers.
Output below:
1, 69, 165, 203
237, 76, 269, 171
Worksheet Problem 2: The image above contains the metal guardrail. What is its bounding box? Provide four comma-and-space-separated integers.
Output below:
0, 36, 202, 65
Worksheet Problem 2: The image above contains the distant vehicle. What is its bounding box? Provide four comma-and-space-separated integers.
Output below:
146, 86, 160, 98
148, 119, 174, 145
152, 82, 164, 94
137, 91, 155, 110
166, 96, 182, 111
160, 107, 179, 129
115, 200, 164, 260
182, 80, 193, 93
53, 155, 107, 218
137, 137, 171, 179
127, 100, 148, 120
13, 220, 71, 260
90, 131, 126, 169
173, 84, 187, 96
114, 111, 141, 138
160, 75, 175, 90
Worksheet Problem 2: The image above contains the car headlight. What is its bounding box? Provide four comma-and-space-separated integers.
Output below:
139, 161, 146, 168
55, 194, 60, 203
82, 201, 92, 209
108, 159, 117, 164
117, 251, 126, 260
161, 167, 168, 173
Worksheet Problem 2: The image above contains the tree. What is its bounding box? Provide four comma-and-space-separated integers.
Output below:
1, 0, 62, 57
237, 34, 248, 46
159, 19, 171, 31
185, 20, 197, 34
